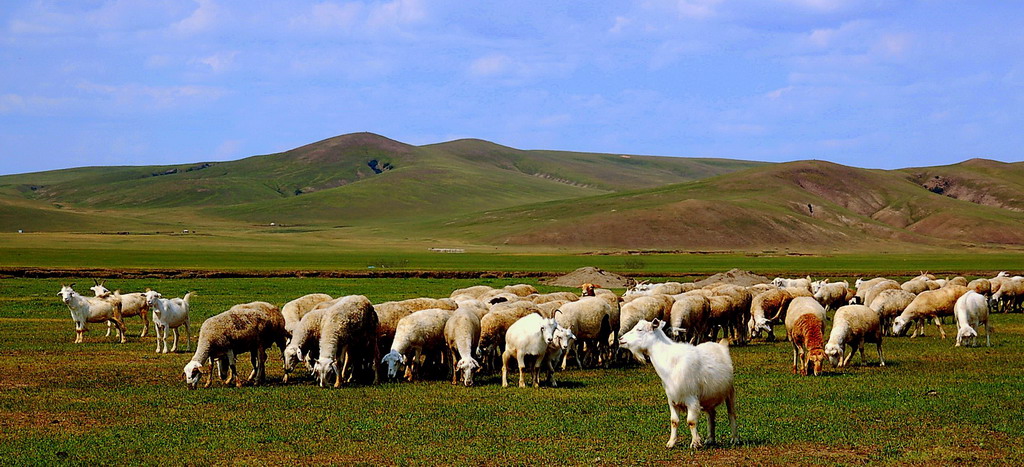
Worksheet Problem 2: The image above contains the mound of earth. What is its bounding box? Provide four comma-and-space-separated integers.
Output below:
693, 268, 770, 287
545, 267, 631, 288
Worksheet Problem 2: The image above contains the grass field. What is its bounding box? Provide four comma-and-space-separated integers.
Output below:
2, 277, 1022, 465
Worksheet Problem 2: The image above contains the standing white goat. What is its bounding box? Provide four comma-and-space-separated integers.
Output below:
144, 289, 193, 354
619, 319, 737, 449
58, 284, 126, 344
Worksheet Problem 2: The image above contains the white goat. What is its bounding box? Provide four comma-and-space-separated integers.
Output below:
954, 291, 992, 347
501, 313, 560, 388
90, 281, 150, 338
619, 319, 737, 449
144, 289, 193, 354
58, 284, 126, 344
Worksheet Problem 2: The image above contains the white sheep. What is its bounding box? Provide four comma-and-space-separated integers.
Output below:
869, 289, 916, 336
824, 305, 884, 368
618, 319, 737, 449
282, 308, 329, 382
501, 313, 561, 388
618, 294, 673, 339
313, 295, 379, 388
954, 291, 992, 347
58, 284, 126, 344
381, 308, 455, 381
282, 293, 333, 336
668, 294, 710, 344
183, 301, 288, 389
555, 296, 615, 369
892, 285, 968, 338
445, 307, 482, 386
144, 289, 193, 354
813, 281, 849, 313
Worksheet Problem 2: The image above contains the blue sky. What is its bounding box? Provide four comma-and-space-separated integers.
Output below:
1, 0, 1022, 175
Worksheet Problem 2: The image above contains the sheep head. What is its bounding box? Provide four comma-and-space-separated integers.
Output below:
455, 357, 480, 387
807, 348, 826, 376
956, 327, 977, 347
381, 350, 406, 380
282, 345, 301, 374
183, 361, 203, 389
824, 343, 844, 367
313, 357, 334, 387
891, 316, 910, 336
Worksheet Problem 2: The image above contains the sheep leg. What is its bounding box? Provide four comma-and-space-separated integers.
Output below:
572, 342, 584, 370
105, 321, 113, 337
666, 401, 680, 449
501, 349, 512, 388
247, 351, 259, 384
840, 345, 854, 367
985, 322, 992, 347
113, 317, 127, 343
332, 359, 342, 388
450, 348, 458, 386
75, 326, 85, 344
934, 316, 946, 339
876, 342, 885, 366
790, 339, 799, 374
257, 347, 268, 385
203, 362, 215, 388
686, 402, 703, 449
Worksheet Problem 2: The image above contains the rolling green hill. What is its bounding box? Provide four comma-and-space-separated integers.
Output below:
1, 133, 1022, 253
431, 160, 1024, 251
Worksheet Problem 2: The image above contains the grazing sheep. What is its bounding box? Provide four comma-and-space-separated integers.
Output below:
452, 298, 489, 319
825, 305, 884, 368
536, 299, 569, 318
183, 301, 288, 389
772, 276, 812, 292
374, 297, 458, 362
892, 285, 968, 339
555, 296, 615, 369
813, 281, 849, 313
90, 282, 150, 339
445, 307, 482, 386
282, 308, 329, 382
785, 297, 827, 376
618, 319, 737, 449
853, 277, 888, 304
282, 293, 333, 336
954, 291, 992, 347
991, 277, 1024, 313
501, 313, 561, 388
948, 276, 968, 287
869, 289, 917, 336
901, 279, 931, 295
144, 289, 193, 354
749, 288, 793, 341
381, 308, 455, 381
58, 284, 126, 344
314, 295, 379, 388
530, 291, 579, 304
668, 295, 710, 344
503, 283, 539, 297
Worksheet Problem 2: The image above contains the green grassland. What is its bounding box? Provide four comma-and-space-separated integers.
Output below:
1, 277, 1022, 465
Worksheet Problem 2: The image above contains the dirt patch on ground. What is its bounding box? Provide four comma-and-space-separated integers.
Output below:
692, 268, 771, 287
544, 267, 632, 288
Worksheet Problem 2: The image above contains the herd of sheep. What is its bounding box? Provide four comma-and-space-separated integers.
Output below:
55, 271, 1019, 449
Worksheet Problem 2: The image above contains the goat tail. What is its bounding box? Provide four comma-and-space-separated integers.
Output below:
184, 291, 196, 307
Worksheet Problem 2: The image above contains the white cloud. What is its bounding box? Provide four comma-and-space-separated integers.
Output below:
196, 51, 238, 73
675, 0, 722, 19
170, 0, 220, 36
367, 0, 427, 30
469, 54, 513, 77
77, 82, 227, 109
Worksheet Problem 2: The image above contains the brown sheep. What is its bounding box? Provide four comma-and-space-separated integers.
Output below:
785, 297, 827, 376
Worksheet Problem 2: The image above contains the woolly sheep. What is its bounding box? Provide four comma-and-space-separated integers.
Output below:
813, 281, 849, 313
282, 308, 329, 382
619, 295, 674, 339
900, 279, 931, 295
869, 289, 916, 336
668, 295, 710, 344
530, 291, 579, 304
892, 285, 968, 339
785, 297, 827, 376
853, 277, 888, 304
825, 305, 884, 368
749, 288, 792, 341
381, 308, 455, 381
445, 307, 482, 386
449, 285, 495, 299
863, 280, 900, 308
503, 283, 539, 297
314, 295, 379, 388
183, 301, 288, 389
618, 319, 737, 449
954, 291, 992, 347
374, 297, 458, 361
991, 276, 1024, 313
967, 278, 991, 297
555, 296, 615, 369
282, 293, 333, 336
